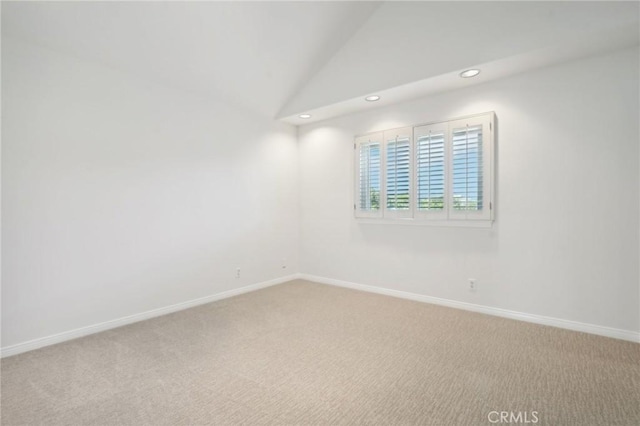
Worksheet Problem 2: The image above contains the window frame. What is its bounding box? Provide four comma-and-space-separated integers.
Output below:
353, 112, 495, 225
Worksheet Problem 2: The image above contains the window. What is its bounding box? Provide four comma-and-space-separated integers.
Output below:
354, 112, 495, 224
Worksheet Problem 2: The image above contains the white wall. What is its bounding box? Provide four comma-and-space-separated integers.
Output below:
298, 47, 640, 333
1, 38, 299, 348
3, 38, 638, 351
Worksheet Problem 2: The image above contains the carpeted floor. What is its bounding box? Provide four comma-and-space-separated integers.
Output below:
1, 279, 639, 425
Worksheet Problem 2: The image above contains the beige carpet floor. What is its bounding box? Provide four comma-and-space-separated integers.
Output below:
1, 279, 639, 425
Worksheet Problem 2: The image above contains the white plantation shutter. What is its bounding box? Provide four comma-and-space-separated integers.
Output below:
354, 133, 383, 218
384, 128, 413, 218
452, 126, 483, 210
414, 124, 447, 219
448, 115, 493, 221
353, 112, 494, 224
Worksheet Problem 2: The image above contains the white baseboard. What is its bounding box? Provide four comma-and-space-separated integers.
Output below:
299, 274, 640, 343
0, 273, 302, 358
4, 272, 637, 358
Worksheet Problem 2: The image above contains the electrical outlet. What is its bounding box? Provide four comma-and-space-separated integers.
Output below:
236, 268, 241, 279
469, 278, 476, 291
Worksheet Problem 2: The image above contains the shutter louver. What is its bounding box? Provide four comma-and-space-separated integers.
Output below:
452, 125, 483, 212
386, 137, 411, 210
416, 132, 445, 211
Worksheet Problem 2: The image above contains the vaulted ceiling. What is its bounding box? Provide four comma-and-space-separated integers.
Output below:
3, 1, 638, 124
1, 1, 382, 117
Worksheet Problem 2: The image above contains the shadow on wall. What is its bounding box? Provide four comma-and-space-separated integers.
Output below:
355, 222, 499, 256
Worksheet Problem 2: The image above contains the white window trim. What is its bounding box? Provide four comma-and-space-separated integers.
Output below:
353, 112, 495, 226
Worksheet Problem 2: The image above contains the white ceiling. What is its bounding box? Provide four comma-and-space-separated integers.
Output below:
2, 1, 638, 124
1, 1, 381, 117
279, 1, 640, 124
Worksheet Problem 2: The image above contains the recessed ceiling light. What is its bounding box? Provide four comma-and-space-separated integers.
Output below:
460, 69, 480, 78
365, 95, 380, 102
299, 114, 311, 119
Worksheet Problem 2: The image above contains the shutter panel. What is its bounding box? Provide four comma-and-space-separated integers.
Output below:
384, 128, 413, 218
452, 125, 483, 211
354, 133, 383, 218
448, 114, 493, 221
414, 124, 447, 219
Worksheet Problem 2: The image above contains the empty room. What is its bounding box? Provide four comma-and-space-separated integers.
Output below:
1, 1, 639, 425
